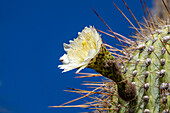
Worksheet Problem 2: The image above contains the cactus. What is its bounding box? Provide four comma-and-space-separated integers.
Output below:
54, 0, 170, 113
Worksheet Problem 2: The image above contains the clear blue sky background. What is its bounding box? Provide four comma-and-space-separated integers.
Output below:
0, 0, 152, 113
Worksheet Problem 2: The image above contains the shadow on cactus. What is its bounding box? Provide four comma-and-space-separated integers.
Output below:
50, 0, 170, 113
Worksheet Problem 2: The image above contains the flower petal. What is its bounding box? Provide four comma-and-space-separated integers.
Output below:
58, 26, 102, 73
59, 54, 69, 64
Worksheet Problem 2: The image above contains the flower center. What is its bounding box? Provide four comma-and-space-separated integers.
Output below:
82, 40, 87, 47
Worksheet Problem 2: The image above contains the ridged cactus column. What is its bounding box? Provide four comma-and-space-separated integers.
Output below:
118, 26, 170, 113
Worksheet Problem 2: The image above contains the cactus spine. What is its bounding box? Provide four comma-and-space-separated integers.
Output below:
56, 0, 170, 113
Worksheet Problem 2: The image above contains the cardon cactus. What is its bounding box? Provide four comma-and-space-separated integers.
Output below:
54, 0, 170, 113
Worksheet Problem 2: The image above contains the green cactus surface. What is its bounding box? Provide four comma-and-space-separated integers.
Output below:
115, 24, 170, 113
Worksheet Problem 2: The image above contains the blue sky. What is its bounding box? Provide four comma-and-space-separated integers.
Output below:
0, 0, 152, 113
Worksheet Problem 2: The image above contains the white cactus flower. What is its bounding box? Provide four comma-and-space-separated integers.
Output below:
58, 26, 102, 73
